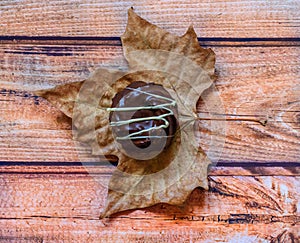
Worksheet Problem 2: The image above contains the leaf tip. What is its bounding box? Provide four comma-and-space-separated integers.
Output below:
99, 206, 111, 219
184, 25, 197, 39
127, 7, 138, 21
122, 8, 137, 40
33, 89, 45, 98
99, 212, 107, 220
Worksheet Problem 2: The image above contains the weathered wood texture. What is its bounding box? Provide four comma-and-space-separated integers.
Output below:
0, 0, 299, 38
0, 0, 300, 242
0, 174, 299, 242
1, 174, 299, 218
0, 219, 298, 242
0, 44, 299, 164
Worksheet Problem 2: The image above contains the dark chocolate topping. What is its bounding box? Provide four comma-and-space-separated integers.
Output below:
109, 81, 178, 154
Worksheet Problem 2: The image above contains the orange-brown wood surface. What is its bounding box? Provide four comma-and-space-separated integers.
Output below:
0, 1, 299, 242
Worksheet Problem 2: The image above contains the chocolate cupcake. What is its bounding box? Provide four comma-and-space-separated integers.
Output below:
109, 81, 178, 157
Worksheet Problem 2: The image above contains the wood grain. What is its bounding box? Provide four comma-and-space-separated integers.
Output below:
0, 174, 299, 242
0, 44, 299, 164
1, 0, 299, 38
0, 219, 298, 242
1, 1, 300, 241
1, 43, 300, 89
0, 174, 299, 219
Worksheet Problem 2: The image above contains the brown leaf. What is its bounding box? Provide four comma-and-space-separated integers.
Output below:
101, 9, 217, 217
35, 69, 126, 157
121, 8, 216, 79
34, 9, 218, 218
35, 81, 83, 118
101, 122, 210, 218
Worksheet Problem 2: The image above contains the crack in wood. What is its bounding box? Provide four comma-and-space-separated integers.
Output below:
0, 236, 43, 242
1, 214, 298, 224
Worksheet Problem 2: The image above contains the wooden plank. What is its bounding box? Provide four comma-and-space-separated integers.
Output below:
0, 0, 299, 38
0, 44, 299, 164
1, 43, 300, 90
0, 219, 299, 242
0, 174, 299, 241
0, 174, 299, 219
0, 93, 298, 163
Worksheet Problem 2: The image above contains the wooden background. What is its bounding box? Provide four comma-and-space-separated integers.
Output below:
0, 0, 299, 242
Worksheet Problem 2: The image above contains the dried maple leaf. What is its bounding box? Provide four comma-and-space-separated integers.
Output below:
35, 9, 217, 218
122, 8, 216, 80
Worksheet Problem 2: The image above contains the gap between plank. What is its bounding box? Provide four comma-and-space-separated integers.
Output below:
0, 161, 299, 167
1, 36, 299, 47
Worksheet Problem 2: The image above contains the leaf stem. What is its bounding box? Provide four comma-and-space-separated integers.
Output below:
196, 117, 268, 126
